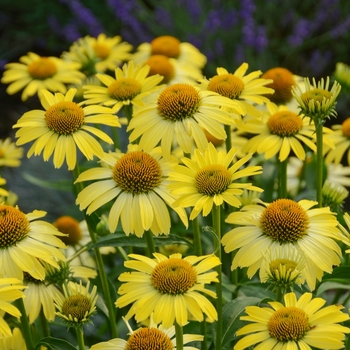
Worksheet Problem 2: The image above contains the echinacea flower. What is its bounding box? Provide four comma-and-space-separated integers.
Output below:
83, 60, 163, 112
168, 143, 263, 220
128, 83, 243, 158
222, 198, 349, 290
1, 52, 84, 101
0, 327, 26, 349
333, 62, 350, 93
90, 315, 203, 350
0, 204, 66, 280
292, 76, 341, 121
239, 102, 318, 162
0, 138, 23, 167
0, 177, 8, 198
62, 33, 132, 74
132, 35, 206, 69
54, 281, 98, 327
116, 253, 221, 328
75, 144, 188, 237
13, 88, 120, 170
234, 292, 350, 350
0, 278, 26, 337
198, 62, 274, 117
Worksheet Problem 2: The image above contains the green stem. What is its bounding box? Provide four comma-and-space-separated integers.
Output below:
16, 298, 34, 350
144, 230, 156, 257
212, 205, 223, 350
124, 105, 133, 124
39, 309, 50, 337
72, 165, 118, 338
111, 125, 120, 150
315, 119, 324, 207
278, 158, 288, 198
224, 124, 232, 152
75, 326, 85, 350
175, 322, 183, 350
192, 216, 202, 255
117, 246, 129, 261
275, 286, 283, 303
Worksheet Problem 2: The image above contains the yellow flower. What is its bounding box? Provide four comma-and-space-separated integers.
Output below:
0, 138, 23, 167
75, 144, 188, 237
198, 62, 274, 117
168, 143, 263, 220
128, 83, 243, 158
132, 35, 206, 69
90, 315, 203, 350
83, 60, 163, 112
62, 33, 133, 74
222, 198, 349, 291
0, 177, 8, 198
13, 88, 120, 170
234, 292, 350, 350
54, 281, 97, 327
240, 102, 318, 161
292, 76, 341, 121
0, 205, 66, 280
0, 278, 26, 338
116, 253, 220, 328
1, 52, 84, 101
334, 62, 350, 93
0, 328, 26, 349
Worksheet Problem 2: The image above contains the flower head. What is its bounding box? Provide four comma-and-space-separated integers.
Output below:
292, 76, 341, 121
83, 60, 163, 112
13, 88, 120, 170
75, 144, 188, 237
234, 292, 350, 350
168, 143, 263, 219
1, 52, 84, 101
116, 253, 220, 328
222, 198, 349, 290
62, 33, 132, 74
198, 63, 274, 117
55, 281, 98, 327
334, 62, 350, 93
0, 138, 23, 168
0, 205, 66, 280
90, 315, 203, 350
240, 102, 318, 161
128, 83, 242, 158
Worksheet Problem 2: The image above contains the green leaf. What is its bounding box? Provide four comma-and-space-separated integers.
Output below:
22, 172, 73, 191
34, 337, 77, 350
316, 281, 350, 296
222, 296, 262, 347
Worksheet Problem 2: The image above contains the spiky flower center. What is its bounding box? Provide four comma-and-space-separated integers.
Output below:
260, 199, 309, 243
270, 259, 298, 272
53, 216, 82, 246
125, 328, 174, 350
267, 111, 303, 137
45, 261, 71, 286
93, 43, 110, 59
262, 67, 296, 104
112, 151, 162, 194
27, 57, 58, 79
207, 74, 244, 99
268, 307, 310, 342
61, 294, 91, 321
145, 55, 175, 84
45, 101, 85, 135
301, 88, 332, 106
157, 83, 200, 121
151, 258, 197, 295
195, 165, 231, 196
341, 117, 350, 138
108, 78, 142, 101
151, 35, 181, 58
0, 205, 30, 248
24, 272, 42, 284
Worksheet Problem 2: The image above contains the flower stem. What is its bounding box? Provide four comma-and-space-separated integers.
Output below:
224, 124, 232, 152
175, 322, 184, 350
212, 205, 223, 350
16, 298, 34, 350
192, 216, 202, 255
278, 158, 288, 198
144, 230, 156, 257
75, 326, 85, 350
72, 165, 118, 338
315, 119, 324, 207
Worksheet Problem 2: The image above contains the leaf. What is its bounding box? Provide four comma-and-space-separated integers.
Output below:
34, 337, 77, 350
316, 281, 350, 296
22, 172, 72, 191
222, 296, 262, 347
